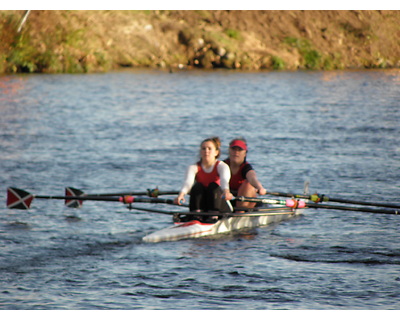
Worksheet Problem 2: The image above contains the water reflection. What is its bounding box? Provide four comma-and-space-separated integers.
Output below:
0, 75, 26, 102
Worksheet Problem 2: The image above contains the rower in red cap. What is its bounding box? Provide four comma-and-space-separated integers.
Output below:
224, 138, 267, 211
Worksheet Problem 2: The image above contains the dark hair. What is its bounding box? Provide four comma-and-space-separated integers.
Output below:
200, 136, 221, 158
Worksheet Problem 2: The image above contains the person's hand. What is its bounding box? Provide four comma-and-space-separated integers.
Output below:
222, 190, 233, 201
174, 193, 185, 205
258, 187, 267, 196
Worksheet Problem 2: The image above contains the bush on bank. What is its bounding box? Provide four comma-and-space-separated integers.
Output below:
1, 10, 399, 74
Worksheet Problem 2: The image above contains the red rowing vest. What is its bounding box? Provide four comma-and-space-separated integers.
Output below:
196, 161, 221, 187
224, 159, 247, 191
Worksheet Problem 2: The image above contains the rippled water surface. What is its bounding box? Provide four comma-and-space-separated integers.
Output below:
1, 69, 400, 310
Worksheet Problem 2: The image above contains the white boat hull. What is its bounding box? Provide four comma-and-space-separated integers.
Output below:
142, 206, 302, 243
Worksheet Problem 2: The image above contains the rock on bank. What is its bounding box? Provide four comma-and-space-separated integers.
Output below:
1, 10, 399, 73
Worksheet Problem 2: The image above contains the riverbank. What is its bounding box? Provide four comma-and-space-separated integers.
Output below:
1, 10, 399, 73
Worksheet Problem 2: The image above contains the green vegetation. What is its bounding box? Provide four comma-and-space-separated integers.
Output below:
271, 56, 285, 70
1, 10, 399, 74
224, 28, 242, 40
0, 11, 111, 73
283, 37, 324, 69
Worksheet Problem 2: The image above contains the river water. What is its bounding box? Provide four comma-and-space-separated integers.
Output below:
0, 69, 399, 310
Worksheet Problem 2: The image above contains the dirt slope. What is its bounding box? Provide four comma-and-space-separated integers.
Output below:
1, 10, 399, 73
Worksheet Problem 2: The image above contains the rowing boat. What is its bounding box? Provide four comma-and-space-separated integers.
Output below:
7, 187, 400, 243
142, 205, 303, 243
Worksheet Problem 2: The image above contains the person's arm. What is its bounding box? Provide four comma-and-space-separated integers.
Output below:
245, 170, 266, 195
174, 164, 197, 205
217, 161, 233, 200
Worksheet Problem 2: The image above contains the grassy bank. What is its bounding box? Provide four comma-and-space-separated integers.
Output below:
1, 10, 399, 73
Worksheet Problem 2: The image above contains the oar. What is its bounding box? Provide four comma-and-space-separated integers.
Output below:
7, 187, 181, 210
234, 196, 400, 215
125, 206, 293, 218
65, 187, 180, 208
66, 187, 179, 198
234, 196, 306, 208
305, 202, 400, 215
265, 190, 400, 209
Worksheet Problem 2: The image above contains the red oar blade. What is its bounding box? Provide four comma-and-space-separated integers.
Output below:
7, 187, 34, 209
65, 187, 84, 208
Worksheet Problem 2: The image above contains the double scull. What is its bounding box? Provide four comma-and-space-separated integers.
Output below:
142, 205, 303, 242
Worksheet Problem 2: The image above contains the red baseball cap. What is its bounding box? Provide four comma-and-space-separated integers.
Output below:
230, 139, 247, 151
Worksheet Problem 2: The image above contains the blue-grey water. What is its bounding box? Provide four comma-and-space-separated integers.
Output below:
0, 69, 400, 310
